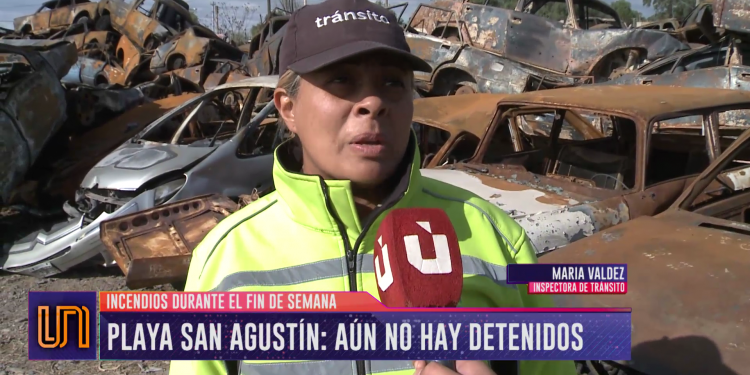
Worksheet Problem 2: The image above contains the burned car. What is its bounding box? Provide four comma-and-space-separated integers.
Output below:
403, 0, 689, 96
607, 37, 750, 130
14, 0, 100, 36
411, 93, 605, 168
150, 26, 245, 75
637, 2, 720, 47
243, 14, 289, 77
540, 109, 750, 375
608, 37, 750, 90
94, 92, 608, 288
97, 0, 197, 50
421, 85, 750, 254
713, 0, 750, 35
0, 40, 77, 205
1, 76, 284, 278
637, 19, 680, 31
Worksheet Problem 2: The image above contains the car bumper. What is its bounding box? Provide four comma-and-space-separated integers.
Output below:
2, 190, 156, 277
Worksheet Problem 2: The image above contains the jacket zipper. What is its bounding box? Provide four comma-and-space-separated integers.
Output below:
319, 179, 404, 375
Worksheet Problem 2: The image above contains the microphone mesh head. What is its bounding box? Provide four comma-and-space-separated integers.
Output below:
374, 208, 463, 308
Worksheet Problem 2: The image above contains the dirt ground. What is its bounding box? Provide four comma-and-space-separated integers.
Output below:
0, 267, 174, 375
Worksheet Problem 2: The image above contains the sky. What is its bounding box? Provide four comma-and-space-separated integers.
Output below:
0, 0, 656, 31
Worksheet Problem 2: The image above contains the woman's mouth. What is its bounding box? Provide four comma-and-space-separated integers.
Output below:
349, 133, 387, 156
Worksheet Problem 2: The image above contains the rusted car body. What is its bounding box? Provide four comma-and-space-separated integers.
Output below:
92, 92, 614, 288
674, 2, 721, 46
404, 0, 689, 95
411, 93, 604, 168
407, 32, 589, 95
637, 19, 680, 31
244, 15, 289, 77
14, 0, 99, 36
45, 93, 199, 204
713, 0, 750, 35
422, 86, 750, 254
636, 3, 720, 47
150, 26, 245, 75
541, 123, 750, 375
97, 0, 196, 51
166, 58, 252, 92
1, 76, 281, 278
99, 194, 244, 288
0, 40, 77, 205
56, 29, 120, 53
62, 54, 128, 87
607, 39, 750, 129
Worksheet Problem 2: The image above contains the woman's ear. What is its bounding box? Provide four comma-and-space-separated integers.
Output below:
274, 88, 297, 133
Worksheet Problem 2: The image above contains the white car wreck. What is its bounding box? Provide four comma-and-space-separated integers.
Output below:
2, 76, 283, 277
415, 86, 750, 254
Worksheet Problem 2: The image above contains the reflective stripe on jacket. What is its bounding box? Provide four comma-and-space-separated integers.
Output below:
169, 134, 577, 375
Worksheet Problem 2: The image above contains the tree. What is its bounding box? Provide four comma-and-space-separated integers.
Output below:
277, 0, 302, 13
611, 0, 644, 26
469, 0, 516, 9
201, 2, 259, 45
189, 9, 200, 24
642, 0, 695, 20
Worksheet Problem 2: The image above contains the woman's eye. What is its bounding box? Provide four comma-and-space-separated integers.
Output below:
330, 76, 350, 84
385, 78, 406, 88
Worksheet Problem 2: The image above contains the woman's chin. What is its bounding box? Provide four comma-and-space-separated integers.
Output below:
341, 162, 398, 186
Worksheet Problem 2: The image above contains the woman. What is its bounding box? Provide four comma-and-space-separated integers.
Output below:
170, 0, 577, 374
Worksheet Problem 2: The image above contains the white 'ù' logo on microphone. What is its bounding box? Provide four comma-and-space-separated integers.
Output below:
375, 236, 394, 291
404, 221, 452, 274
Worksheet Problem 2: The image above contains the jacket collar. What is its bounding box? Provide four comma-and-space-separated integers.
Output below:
272, 132, 424, 233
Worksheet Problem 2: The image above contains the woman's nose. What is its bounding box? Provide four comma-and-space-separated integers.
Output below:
354, 93, 389, 118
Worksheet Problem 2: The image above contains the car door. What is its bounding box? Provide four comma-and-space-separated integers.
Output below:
171, 100, 280, 202
50, 0, 74, 28
729, 65, 750, 91
34, 0, 59, 31
122, 0, 156, 47
404, 3, 462, 84
502, 1, 571, 73
633, 46, 730, 88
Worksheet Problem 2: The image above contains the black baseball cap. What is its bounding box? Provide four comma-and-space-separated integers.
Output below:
278, 0, 432, 74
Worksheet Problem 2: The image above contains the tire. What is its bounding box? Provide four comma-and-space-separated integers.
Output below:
75, 16, 90, 25
168, 55, 186, 70
450, 81, 477, 95
144, 36, 159, 51
95, 14, 111, 31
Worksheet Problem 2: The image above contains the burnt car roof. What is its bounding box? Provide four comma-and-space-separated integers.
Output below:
412, 93, 510, 137
497, 85, 750, 121
540, 209, 750, 374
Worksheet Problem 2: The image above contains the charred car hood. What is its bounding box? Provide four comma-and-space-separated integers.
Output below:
420, 168, 603, 252
541, 210, 750, 375
420, 168, 578, 217
80, 142, 216, 191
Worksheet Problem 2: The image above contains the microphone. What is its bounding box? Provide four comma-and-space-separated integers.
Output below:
373, 208, 463, 370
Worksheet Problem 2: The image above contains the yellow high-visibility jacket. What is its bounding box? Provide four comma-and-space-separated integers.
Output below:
169, 134, 577, 375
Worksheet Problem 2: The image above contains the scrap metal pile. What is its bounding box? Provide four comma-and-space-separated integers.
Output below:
0, 0, 278, 273
1, 0, 748, 288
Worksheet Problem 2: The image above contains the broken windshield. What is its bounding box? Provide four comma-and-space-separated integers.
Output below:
135, 86, 268, 146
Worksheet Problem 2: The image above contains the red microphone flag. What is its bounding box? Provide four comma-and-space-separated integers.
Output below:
373, 208, 463, 308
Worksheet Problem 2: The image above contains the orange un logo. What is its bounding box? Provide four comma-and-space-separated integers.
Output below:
37, 306, 90, 349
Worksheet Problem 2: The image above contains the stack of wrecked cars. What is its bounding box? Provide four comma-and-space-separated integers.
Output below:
44, 85, 749, 290
5, 0, 254, 92
401, 0, 690, 96
1, 76, 284, 279
540, 93, 750, 375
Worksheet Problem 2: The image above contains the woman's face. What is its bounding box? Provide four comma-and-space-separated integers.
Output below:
275, 54, 414, 187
